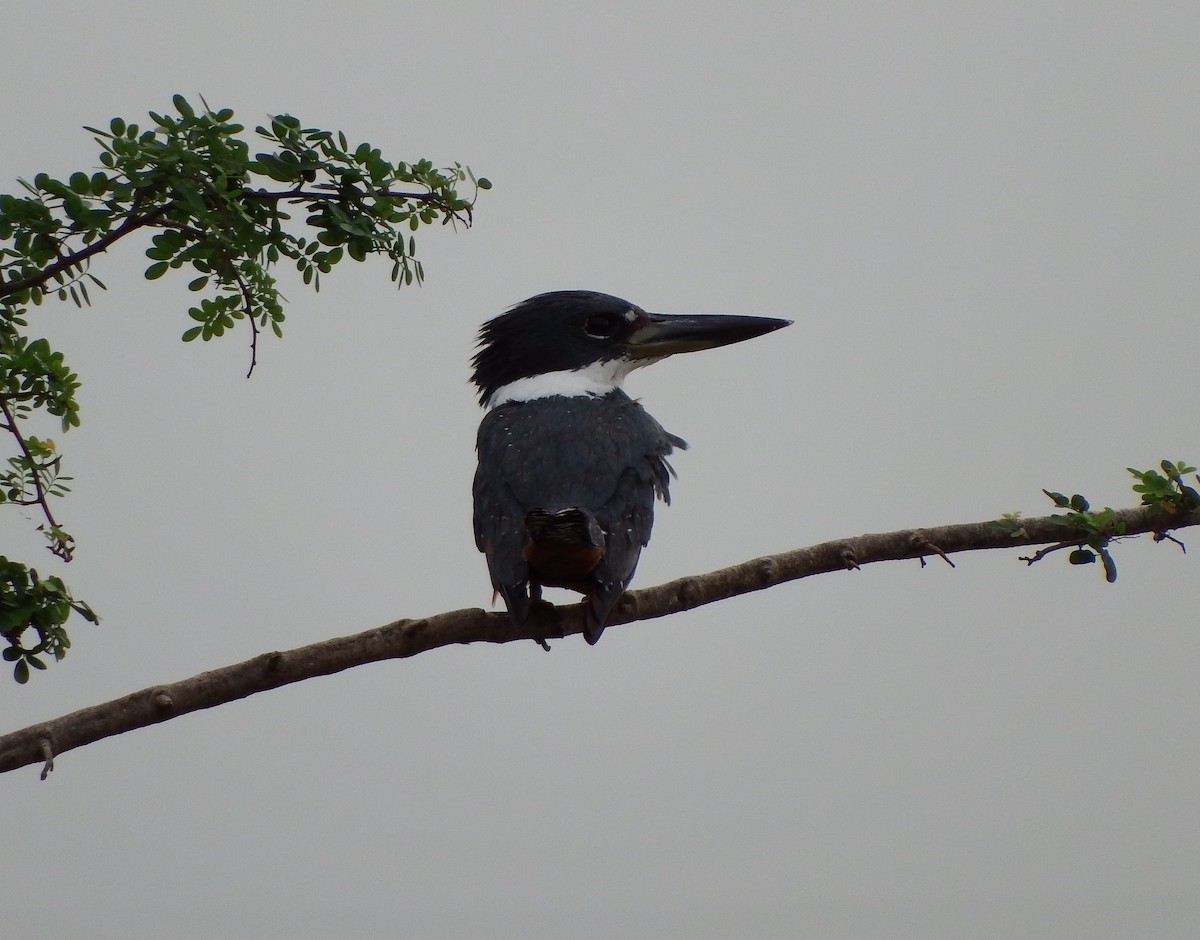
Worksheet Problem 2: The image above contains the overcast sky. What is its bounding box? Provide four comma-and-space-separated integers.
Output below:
3, 2, 1198, 937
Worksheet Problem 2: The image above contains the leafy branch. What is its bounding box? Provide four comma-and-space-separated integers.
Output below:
1016, 461, 1199, 579
0, 95, 488, 678
0, 557, 97, 685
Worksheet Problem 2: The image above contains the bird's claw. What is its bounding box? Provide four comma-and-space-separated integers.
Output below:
529, 597, 559, 650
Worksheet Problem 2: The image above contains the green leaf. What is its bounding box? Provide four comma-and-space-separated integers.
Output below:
172, 94, 195, 120
1100, 548, 1117, 583
181, 326, 203, 342
144, 261, 169, 280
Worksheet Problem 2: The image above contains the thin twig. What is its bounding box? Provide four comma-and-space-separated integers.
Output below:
243, 188, 450, 204
0, 395, 67, 557
231, 268, 260, 378
1018, 542, 1079, 565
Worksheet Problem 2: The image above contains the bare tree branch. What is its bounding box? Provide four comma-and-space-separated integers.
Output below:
2, 503, 1195, 778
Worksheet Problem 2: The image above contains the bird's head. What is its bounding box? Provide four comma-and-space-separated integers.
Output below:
471, 290, 791, 408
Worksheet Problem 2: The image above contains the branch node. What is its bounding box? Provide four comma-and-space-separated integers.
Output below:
676, 577, 703, 608
910, 532, 956, 569
263, 651, 285, 672
838, 545, 860, 571
617, 591, 639, 618
152, 690, 175, 711
1153, 530, 1186, 552
754, 557, 779, 583
37, 733, 54, 780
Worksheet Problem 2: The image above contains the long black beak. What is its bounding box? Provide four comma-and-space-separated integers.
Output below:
625, 312, 792, 360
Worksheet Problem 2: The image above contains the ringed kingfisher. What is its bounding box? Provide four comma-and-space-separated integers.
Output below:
471, 290, 790, 644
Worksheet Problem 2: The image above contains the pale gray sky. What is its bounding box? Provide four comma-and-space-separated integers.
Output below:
4, 2, 1198, 937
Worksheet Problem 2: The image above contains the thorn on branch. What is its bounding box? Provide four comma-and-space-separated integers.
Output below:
838, 545, 860, 570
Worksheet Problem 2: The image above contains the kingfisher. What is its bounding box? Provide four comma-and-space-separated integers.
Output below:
471, 290, 790, 644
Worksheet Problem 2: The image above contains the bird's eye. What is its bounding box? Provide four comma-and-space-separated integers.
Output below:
584, 314, 620, 338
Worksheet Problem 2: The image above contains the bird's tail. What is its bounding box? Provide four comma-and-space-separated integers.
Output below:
523, 508, 604, 547
522, 508, 613, 644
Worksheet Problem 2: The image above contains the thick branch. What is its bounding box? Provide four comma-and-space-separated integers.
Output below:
0, 188, 463, 304
2, 503, 1195, 777
0, 197, 168, 300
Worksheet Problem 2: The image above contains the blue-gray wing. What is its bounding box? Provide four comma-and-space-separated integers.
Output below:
472, 391, 686, 639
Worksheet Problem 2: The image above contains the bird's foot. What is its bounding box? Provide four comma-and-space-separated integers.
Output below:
529, 597, 559, 651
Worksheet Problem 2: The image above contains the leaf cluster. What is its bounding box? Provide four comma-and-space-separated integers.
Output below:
0, 556, 97, 683
0, 95, 488, 679
1032, 459, 1196, 582
249, 114, 489, 293
1128, 460, 1200, 515
0, 336, 82, 432
1041, 489, 1124, 581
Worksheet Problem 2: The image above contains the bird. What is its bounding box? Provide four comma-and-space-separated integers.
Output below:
471, 290, 791, 645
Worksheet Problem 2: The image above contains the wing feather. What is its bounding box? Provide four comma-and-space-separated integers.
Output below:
472, 391, 685, 639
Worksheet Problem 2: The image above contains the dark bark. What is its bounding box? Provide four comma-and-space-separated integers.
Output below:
2, 504, 1194, 778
